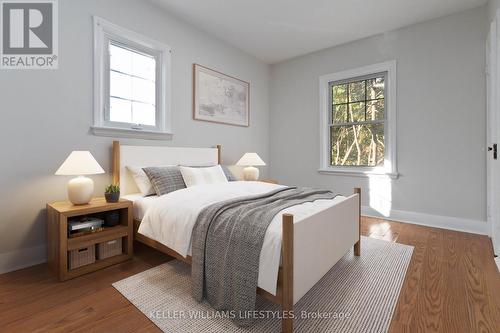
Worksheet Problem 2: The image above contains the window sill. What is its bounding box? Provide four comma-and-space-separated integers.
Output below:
318, 167, 399, 179
91, 126, 173, 140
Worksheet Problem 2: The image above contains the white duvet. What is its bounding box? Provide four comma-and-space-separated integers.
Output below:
138, 181, 346, 295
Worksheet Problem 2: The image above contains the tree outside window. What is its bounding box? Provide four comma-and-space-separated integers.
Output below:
330, 74, 386, 167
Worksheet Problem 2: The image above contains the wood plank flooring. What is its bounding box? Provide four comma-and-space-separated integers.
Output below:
1, 217, 499, 333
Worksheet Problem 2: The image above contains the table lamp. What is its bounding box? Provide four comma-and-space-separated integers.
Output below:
236, 153, 266, 181
55, 151, 105, 205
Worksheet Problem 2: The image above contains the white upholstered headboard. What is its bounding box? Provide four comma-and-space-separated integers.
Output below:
112, 141, 220, 195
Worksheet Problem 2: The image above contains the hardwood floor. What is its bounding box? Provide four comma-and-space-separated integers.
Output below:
361, 218, 500, 333
1, 217, 499, 332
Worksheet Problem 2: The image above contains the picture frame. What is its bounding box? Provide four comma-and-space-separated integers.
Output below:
193, 64, 250, 127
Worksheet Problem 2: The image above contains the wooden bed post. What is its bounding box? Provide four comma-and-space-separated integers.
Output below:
112, 141, 120, 186
354, 187, 361, 256
282, 213, 294, 333
216, 144, 222, 164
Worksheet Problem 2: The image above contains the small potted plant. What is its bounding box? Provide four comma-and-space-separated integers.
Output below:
104, 184, 120, 203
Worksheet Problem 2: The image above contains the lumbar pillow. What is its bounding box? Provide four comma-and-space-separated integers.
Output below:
189, 165, 237, 181
142, 166, 187, 196
179, 165, 229, 187
126, 166, 155, 196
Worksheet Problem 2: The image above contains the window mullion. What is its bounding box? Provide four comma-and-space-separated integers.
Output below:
364, 80, 367, 121
110, 68, 155, 83
332, 120, 384, 126
104, 38, 111, 123
346, 84, 350, 122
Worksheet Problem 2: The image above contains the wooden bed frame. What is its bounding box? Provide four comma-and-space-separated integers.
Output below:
112, 140, 361, 333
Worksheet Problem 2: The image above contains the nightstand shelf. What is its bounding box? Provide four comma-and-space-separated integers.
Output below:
47, 198, 133, 281
67, 225, 129, 251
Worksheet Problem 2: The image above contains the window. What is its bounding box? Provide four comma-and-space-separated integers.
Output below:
109, 43, 156, 127
92, 17, 172, 139
330, 74, 386, 167
319, 61, 397, 178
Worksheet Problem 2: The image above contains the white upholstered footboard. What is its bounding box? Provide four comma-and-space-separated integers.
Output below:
292, 193, 360, 304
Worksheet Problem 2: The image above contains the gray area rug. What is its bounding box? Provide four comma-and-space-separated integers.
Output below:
113, 236, 413, 333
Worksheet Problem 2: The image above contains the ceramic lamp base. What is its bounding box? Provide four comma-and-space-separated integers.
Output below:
243, 166, 259, 181
68, 176, 94, 205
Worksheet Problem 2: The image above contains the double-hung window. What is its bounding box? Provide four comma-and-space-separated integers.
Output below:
93, 17, 172, 139
319, 61, 397, 178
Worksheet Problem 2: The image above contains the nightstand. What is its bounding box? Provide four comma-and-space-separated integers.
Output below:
46, 198, 133, 281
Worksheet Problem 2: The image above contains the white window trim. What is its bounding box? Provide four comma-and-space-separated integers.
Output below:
318, 61, 398, 179
92, 16, 172, 140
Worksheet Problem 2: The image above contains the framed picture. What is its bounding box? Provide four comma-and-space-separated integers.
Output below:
193, 64, 250, 127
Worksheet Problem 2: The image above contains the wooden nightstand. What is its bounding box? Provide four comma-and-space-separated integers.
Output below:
46, 198, 133, 281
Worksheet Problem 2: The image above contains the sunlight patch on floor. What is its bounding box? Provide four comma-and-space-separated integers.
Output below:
369, 221, 391, 235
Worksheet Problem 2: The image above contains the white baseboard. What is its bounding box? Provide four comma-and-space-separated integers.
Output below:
0, 245, 47, 275
362, 206, 488, 235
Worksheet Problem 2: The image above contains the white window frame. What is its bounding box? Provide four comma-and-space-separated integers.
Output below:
92, 16, 172, 140
318, 61, 398, 178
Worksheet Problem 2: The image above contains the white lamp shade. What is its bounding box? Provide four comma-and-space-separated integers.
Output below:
55, 151, 105, 176
236, 153, 266, 166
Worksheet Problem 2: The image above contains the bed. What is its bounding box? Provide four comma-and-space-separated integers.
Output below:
112, 141, 361, 333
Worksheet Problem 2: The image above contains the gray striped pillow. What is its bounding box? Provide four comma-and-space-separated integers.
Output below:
142, 166, 187, 196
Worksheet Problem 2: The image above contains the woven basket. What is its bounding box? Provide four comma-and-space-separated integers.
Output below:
97, 238, 122, 260
69, 245, 96, 269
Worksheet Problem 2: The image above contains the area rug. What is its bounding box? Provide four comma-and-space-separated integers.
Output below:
113, 236, 413, 333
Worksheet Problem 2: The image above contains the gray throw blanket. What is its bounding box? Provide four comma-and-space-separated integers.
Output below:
191, 187, 339, 326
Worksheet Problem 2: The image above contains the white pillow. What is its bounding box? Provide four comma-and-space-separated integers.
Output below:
179, 165, 229, 187
126, 166, 155, 196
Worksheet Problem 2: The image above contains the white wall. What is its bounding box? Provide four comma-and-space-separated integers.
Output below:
269, 6, 488, 232
0, 0, 270, 273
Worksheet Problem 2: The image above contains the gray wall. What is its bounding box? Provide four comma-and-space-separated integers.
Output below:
488, 0, 499, 21
269, 7, 487, 223
0, 0, 270, 272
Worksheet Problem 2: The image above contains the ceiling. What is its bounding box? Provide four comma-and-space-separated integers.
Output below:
150, 0, 487, 64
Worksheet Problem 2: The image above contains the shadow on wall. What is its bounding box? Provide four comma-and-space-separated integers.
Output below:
0, 209, 47, 274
